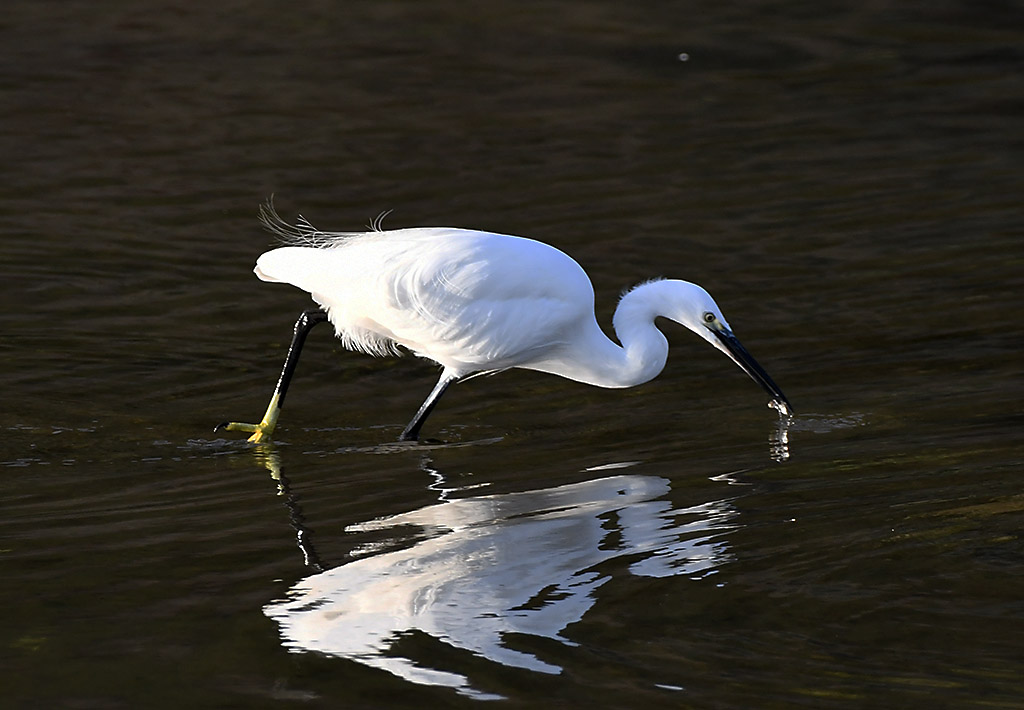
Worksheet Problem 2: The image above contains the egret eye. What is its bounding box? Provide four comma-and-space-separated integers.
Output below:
703, 312, 716, 324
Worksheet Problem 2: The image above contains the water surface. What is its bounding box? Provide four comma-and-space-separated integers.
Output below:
2, 1, 1022, 708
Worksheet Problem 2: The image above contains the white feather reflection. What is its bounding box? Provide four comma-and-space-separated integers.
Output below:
264, 474, 737, 698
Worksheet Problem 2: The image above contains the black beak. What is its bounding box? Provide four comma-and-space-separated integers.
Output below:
713, 329, 792, 415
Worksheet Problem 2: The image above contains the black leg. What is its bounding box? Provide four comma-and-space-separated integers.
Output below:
399, 372, 457, 441
271, 308, 330, 411
218, 308, 329, 442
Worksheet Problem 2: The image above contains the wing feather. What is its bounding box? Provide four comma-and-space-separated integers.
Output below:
254, 224, 595, 376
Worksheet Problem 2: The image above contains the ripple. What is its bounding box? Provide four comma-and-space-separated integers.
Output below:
789, 412, 867, 434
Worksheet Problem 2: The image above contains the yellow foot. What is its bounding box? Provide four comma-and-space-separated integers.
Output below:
216, 421, 274, 443
216, 394, 281, 443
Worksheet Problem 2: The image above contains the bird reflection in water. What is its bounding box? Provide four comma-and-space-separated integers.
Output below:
256, 450, 739, 699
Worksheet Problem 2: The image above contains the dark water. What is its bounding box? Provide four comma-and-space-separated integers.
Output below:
3, 1, 1023, 707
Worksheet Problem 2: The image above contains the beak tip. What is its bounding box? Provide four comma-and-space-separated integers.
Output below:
713, 329, 792, 417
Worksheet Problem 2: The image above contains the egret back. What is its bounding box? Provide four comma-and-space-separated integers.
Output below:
254, 228, 599, 376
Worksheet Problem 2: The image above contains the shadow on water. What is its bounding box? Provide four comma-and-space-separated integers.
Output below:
250, 446, 739, 700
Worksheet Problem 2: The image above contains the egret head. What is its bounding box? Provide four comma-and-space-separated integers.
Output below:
665, 280, 792, 415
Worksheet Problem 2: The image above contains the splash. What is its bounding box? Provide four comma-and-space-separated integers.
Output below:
768, 401, 793, 462
768, 398, 792, 418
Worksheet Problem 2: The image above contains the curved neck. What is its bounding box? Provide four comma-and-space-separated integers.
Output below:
606, 281, 673, 386
521, 281, 673, 388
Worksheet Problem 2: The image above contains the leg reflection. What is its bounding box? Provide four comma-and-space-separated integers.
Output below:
253, 445, 324, 572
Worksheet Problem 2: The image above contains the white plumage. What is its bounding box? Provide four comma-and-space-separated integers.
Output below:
254, 229, 598, 379
218, 206, 790, 442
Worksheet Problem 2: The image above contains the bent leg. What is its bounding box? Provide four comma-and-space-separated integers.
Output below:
217, 308, 330, 443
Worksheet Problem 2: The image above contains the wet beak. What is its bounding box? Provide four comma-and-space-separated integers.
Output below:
713, 329, 792, 415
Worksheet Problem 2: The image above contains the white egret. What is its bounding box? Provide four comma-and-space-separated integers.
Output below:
218, 204, 791, 442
